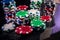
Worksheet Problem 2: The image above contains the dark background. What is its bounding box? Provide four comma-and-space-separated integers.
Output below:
0, 0, 6, 29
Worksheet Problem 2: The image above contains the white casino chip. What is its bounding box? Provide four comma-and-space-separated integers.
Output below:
4, 7, 9, 12
2, 22, 15, 31
28, 9, 40, 17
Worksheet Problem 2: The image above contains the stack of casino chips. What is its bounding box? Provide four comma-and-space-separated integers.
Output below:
1, 0, 17, 32
2, 0, 17, 23
40, 13, 52, 22
28, 0, 46, 30
1, 0, 46, 34
15, 3, 46, 34
40, 1, 55, 27
40, 13, 52, 27
29, 0, 42, 20
15, 5, 29, 25
44, 1, 55, 16
15, 5, 34, 34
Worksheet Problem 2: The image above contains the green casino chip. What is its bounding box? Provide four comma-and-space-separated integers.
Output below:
31, 19, 46, 29
16, 10, 28, 18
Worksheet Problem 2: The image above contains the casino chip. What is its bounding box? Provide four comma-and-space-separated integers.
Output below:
4, 7, 9, 12
2, 22, 15, 31
30, 0, 42, 4
31, 19, 46, 29
40, 15, 51, 22
15, 25, 33, 34
28, 9, 40, 17
16, 10, 28, 18
15, 17, 23, 25
30, 0, 42, 9
17, 5, 28, 10
10, 6, 17, 12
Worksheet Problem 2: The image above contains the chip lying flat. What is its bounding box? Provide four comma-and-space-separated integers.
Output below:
31, 19, 46, 29
2, 22, 15, 31
16, 10, 28, 18
15, 25, 33, 34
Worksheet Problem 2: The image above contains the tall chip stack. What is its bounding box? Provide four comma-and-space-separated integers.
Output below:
29, 0, 43, 20
43, 0, 55, 27
15, 5, 34, 34
15, 5, 29, 25
1, 0, 17, 23
29, 0, 46, 31
1, 0, 16, 32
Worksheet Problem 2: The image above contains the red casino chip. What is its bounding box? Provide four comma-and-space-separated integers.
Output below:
45, 7, 49, 11
17, 5, 28, 10
49, 8, 53, 11
6, 16, 15, 19
15, 25, 33, 34
40, 16, 51, 21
